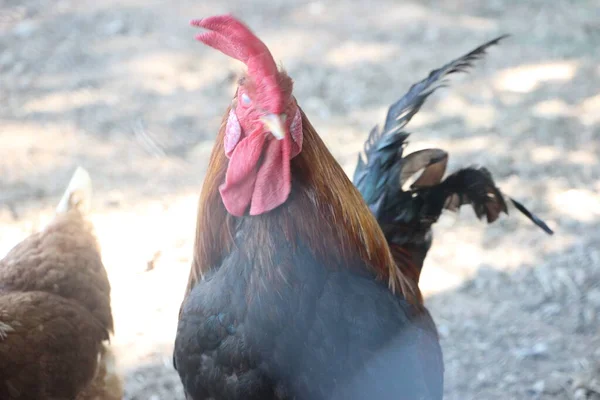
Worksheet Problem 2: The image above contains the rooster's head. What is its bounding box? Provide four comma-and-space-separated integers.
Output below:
192, 15, 303, 217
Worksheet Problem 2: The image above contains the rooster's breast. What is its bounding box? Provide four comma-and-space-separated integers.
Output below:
174, 238, 442, 400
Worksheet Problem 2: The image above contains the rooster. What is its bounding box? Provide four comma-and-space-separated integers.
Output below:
0, 168, 122, 400
174, 14, 442, 400
353, 36, 553, 286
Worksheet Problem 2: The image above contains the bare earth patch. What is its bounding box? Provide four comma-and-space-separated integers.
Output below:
1, 0, 599, 398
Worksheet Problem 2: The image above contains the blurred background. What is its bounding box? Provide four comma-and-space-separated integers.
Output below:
0, 0, 598, 398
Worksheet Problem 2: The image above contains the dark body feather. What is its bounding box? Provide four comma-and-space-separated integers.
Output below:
174, 179, 442, 400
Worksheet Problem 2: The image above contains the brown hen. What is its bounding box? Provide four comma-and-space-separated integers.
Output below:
0, 167, 122, 400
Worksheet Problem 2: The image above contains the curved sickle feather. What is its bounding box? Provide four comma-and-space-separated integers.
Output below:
399, 149, 449, 189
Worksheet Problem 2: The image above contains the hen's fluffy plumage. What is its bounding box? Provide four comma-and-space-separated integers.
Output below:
0, 167, 122, 400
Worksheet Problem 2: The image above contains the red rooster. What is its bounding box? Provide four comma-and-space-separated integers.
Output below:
353, 36, 553, 286
174, 15, 442, 400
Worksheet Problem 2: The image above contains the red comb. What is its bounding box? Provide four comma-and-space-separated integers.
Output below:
191, 15, 284, 113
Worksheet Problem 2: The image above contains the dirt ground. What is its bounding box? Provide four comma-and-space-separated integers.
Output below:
1, 0, 599, 398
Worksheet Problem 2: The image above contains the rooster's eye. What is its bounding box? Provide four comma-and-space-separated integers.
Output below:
241, 93, 251, 105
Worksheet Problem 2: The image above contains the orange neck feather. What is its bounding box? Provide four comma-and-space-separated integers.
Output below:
185, 107, 420, 307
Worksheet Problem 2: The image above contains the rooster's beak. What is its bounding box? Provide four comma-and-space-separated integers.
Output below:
261, 113, 286, 141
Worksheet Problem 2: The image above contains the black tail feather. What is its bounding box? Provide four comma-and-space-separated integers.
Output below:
382, 35, 509, 135
436, 167, 508, 224
355, 36, 508, 212
353, 33, 552, 275
421, 167, 553, 235
359, 35, 508, 167
509, 197, 554, 235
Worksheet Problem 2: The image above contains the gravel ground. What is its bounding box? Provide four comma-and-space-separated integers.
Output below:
1, 0, 599, 399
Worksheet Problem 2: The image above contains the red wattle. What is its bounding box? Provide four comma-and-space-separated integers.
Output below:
220, 107, 302, 217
